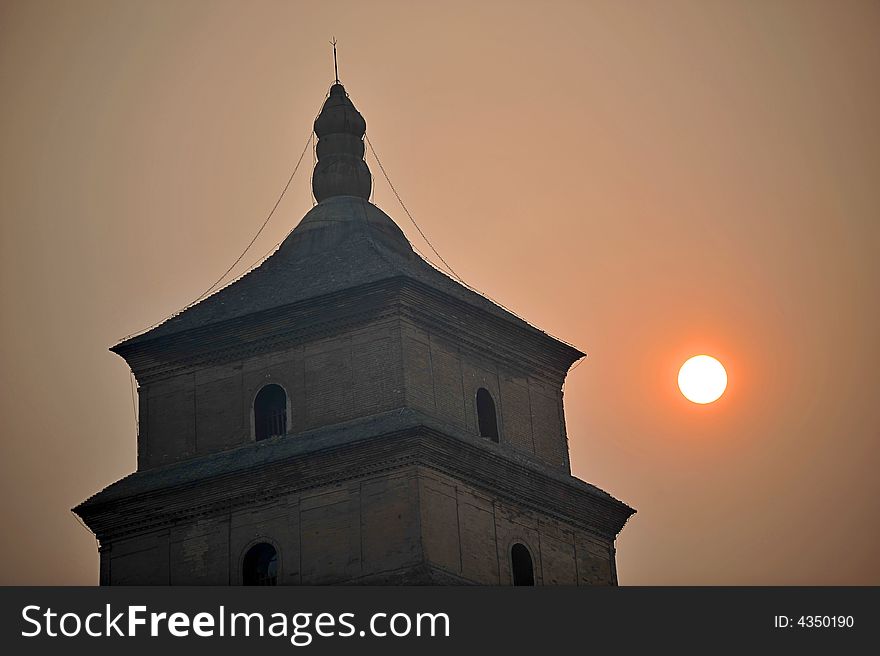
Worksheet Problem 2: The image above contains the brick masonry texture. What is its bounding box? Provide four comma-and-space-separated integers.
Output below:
99, 467, 616, 586
136, 310, 571, 474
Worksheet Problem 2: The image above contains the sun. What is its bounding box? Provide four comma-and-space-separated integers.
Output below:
678, 355, 728, 404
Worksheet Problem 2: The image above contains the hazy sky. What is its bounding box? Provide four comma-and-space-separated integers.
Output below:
1, 0, 878, 585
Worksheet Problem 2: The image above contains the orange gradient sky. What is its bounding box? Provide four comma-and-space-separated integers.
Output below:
1, 0, 878, 584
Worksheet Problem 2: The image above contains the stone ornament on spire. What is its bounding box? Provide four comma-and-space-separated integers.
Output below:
312, 84, 372, 202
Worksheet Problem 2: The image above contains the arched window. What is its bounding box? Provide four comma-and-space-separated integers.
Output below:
243, 542, 278, 585
511, 543, 535, 586
476, 388, 499, 442
254, 384, 287, 441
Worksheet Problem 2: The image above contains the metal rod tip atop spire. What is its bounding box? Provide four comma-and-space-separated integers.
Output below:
330, 37, 339, 84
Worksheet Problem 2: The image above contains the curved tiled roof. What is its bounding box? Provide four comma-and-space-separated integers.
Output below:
117, 195, 578, 355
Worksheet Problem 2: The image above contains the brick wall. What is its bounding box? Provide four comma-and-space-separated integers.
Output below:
137, 313, 570, 473
136, 317, 404, 469
103, 467, 615, 586
105, 468, 422, 585
400, 320, 571, 472
417, 468, 615, 585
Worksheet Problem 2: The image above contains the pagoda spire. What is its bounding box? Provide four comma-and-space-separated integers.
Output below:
311, 81, 372, 202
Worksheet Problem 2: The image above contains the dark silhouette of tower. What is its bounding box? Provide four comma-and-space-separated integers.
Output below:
75, 82, 634, 585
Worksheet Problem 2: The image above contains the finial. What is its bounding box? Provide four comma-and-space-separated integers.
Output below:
312, 78, 371, 202
330, 37, 339, 84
